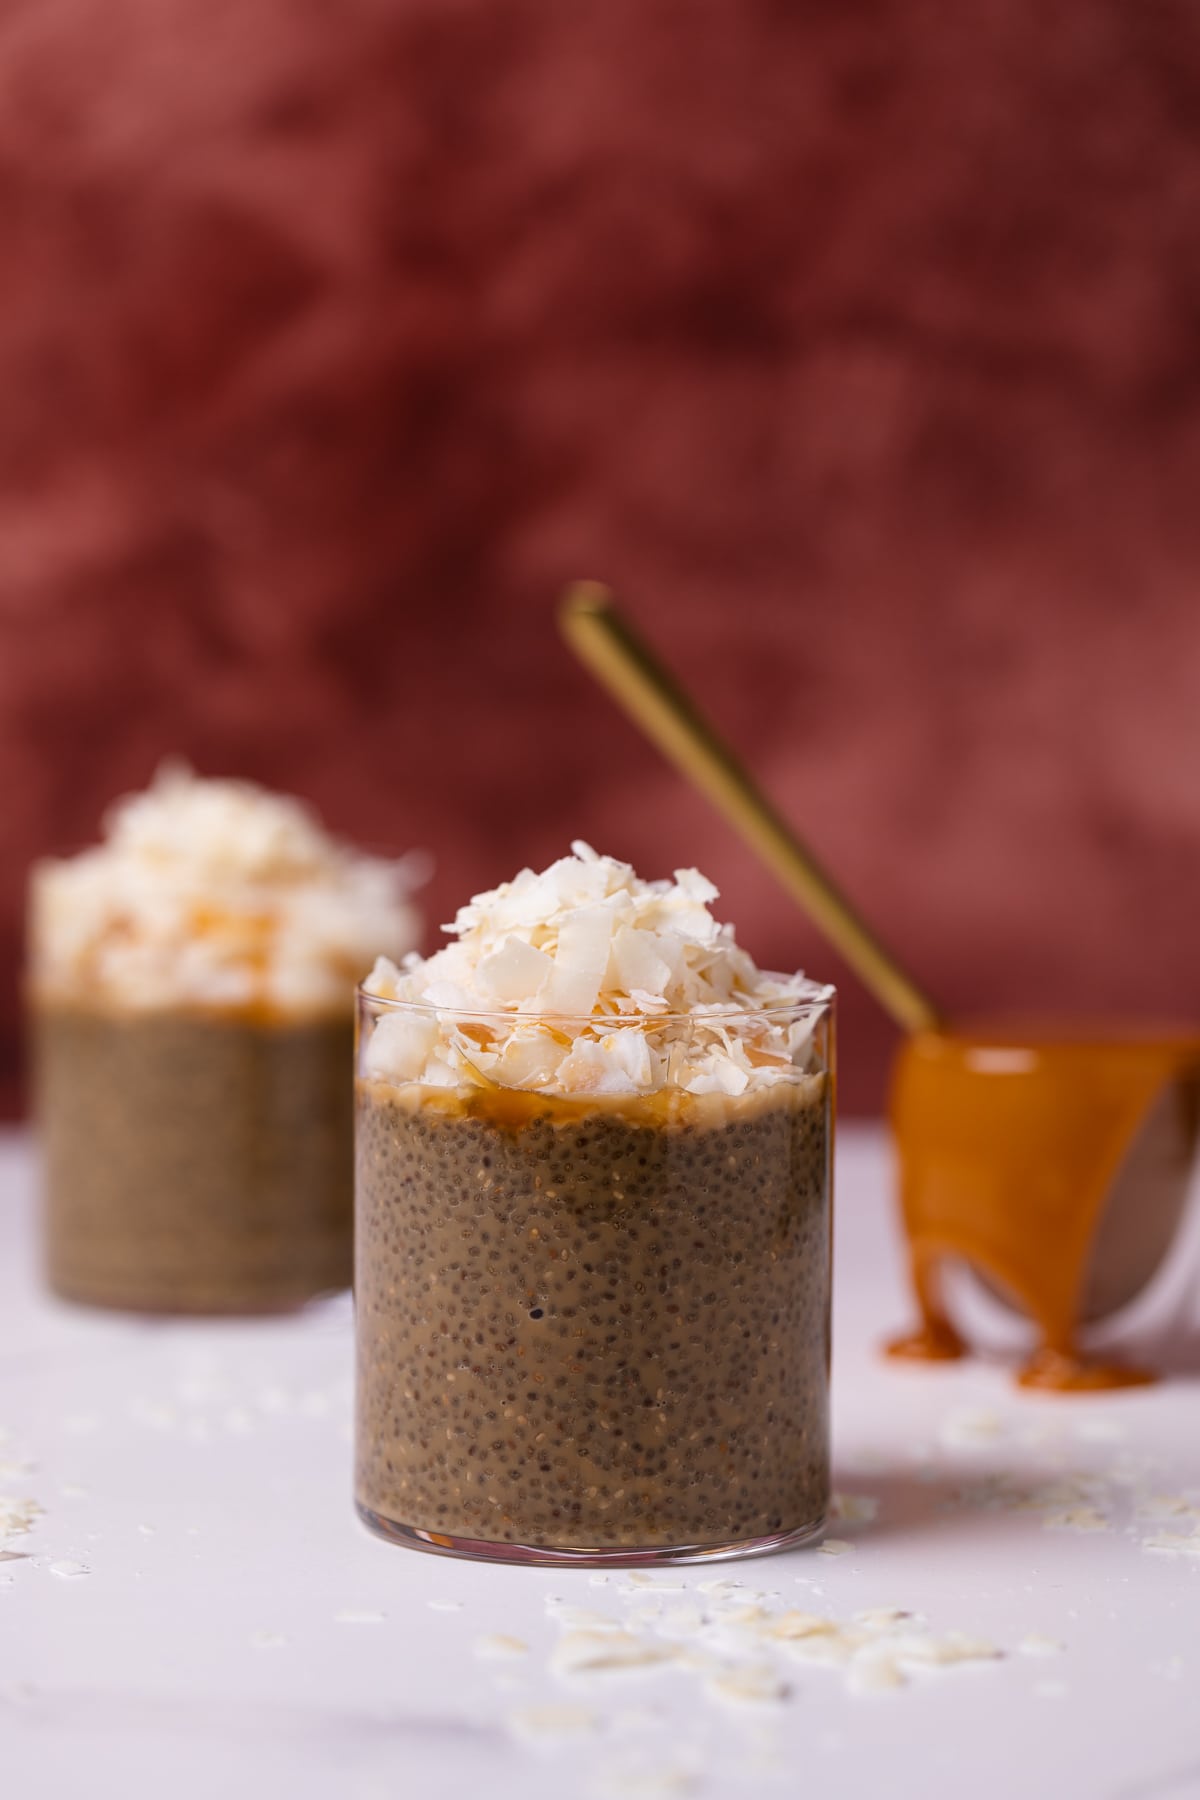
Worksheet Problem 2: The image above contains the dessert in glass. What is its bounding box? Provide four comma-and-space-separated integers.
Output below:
29, 764, 423, 1313
355, 843, 834, 1566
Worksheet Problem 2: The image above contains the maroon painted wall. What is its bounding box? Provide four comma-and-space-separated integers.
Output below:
2, 2, 1199, 1113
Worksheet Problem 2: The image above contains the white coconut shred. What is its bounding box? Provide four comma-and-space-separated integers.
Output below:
361, 843, 831, 1099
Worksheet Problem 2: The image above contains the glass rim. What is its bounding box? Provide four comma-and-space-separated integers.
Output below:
356, 976, 835, 1029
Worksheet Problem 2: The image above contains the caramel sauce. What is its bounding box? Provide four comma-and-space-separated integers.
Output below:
885, 1026, 1200, 1391
355, 1069, 827, 1135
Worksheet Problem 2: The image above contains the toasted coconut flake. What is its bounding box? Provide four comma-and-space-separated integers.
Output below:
478, 936, 555, 1003
363, 847, 829, 1098
31, 763, 423, 1014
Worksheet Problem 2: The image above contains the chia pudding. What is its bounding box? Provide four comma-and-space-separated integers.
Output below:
29, 764, 423, 1313
37, 1004, 354, 1312
354, 844, 834, 1563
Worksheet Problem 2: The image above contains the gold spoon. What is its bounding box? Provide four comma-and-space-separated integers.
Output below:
559, 581, 942, 1035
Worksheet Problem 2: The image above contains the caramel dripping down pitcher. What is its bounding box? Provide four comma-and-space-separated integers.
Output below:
559, 582, 1200, 1391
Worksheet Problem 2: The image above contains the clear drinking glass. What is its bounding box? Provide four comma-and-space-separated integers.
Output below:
34, 1002, 355, 1313
354, 988, 834, 1566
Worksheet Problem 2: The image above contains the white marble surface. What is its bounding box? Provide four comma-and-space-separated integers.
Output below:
2, 1126, 1199, 1800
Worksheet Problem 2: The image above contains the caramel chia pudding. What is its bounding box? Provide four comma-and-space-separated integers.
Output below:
355, 844, 834, 1565
30, 764, 424, 1313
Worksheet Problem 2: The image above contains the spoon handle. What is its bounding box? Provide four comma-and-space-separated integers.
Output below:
560, 581, 942, 1035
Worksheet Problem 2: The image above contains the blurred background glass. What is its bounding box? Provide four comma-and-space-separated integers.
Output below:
1, 2, 1197, 1116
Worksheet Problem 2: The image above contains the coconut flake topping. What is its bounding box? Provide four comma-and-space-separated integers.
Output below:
361, 844, 830, 1098
30, 762, 425, 1016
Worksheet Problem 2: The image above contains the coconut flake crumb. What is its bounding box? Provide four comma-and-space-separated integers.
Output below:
551, 1631, 676, 1678
847, 1655, 906, 1696
474, 1634, 530, 1660
1142, 1532, 1200, 1559
0, 1497, 43, 1540
1041, 1506, 1110, 1534
30, 762, 425, 1015
49, 1560, 89, 1579
649, 1605, 707, 1641
884, 1632, 1002, 1668
1138, 1494, 1200, 1524
853, 1608, 920, 1632
361, 846, 829, 1100
818, 1539, 853, 1556
1019, 1635, 1065, 1657
527, 1564, 1006, 1716
508, 1703, 599, 1742
939, 1408, 1004, 1449
427, 1598, 464, 1613
334, 1609, 386, 1625
545, 1599, 625, 1630
704, 1664, 791, 1706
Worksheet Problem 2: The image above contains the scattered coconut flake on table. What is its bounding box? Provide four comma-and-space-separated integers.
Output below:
48, 1561, 88, 1579
526, 1570, 1010, 1718
334, 1609, 386, 1625
508, 1703, 599, 1742
847, 1655, 906, 1696
819, 1538, 853, 1556
1138, 1494, 1200, 1523
545, 1599, 625, 1629
551, 1632, 677, 1679
1019, 1635, 1065, 1657
427, 1598, 464, 1612
854, 1608, 920, 1631
705, 1665, 791, 1706
592, 1758, 699, 1797
474, 1635, 530, 1660
0, 1496, 43, 1540
883, 1632, 1002, 1670
939, 1408, 1005, 1450
1041, 1506, 1110, 1534
1141, 1531, 1200, 1559
648, 1605, 707, 1641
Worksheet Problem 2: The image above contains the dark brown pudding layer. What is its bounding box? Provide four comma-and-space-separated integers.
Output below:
35, 1004, 353, 1312
355, 1077, 831, 1552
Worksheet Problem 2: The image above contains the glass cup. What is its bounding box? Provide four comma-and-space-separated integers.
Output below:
34, 1000, 354, 1313
354, 988, 835, 1566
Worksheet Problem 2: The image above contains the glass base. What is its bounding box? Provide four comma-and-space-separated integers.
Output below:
355, 1501, 827, 1568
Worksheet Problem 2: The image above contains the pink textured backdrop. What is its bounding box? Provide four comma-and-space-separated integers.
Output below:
2, 2, 1199, 1113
